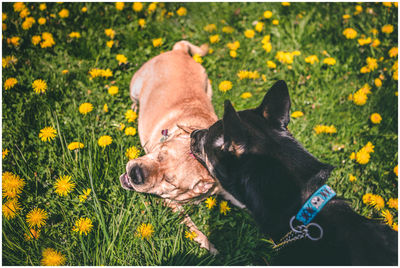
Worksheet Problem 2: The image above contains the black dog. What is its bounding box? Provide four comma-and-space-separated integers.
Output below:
190, 80, 398, 265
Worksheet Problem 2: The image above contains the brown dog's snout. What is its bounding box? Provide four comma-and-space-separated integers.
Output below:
129, 164, 146, 185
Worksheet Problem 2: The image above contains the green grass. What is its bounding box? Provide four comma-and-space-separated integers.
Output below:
2, 2, 398, 265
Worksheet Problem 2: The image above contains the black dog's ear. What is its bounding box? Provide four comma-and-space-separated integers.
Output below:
257, 80, 291, 128
223, 100, 246, 155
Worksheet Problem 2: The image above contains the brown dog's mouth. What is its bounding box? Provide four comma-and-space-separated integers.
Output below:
120, 173, 135, 191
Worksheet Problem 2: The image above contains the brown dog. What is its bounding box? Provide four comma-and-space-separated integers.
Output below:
120, 41, 219, 253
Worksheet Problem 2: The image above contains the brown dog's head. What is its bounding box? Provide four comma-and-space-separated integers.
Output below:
120, 128, 217, 202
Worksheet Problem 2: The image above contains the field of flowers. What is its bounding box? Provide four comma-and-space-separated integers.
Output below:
2, 2, 398, 265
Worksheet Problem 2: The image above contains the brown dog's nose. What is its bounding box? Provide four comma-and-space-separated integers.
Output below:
129, 165, 145, 185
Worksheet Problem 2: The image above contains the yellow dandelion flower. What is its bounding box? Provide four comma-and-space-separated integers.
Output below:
39, 126, 57, 142
264, 10, 272, 19
138, 18, 146, 28
209, 34, 220, 44
360, 66, 370, 73
40, 32, 55, 48
363, 193, 374, 204
381, 209, 393, 226
103, 103, 108, 113
32, 35, 42, 45
276, 51, 294, 64
241, 92, 252, 99
282, 2, 290, 6
219, 81, 232, 92
40, 3, 47, 10
382, 24, 394, 34
356, 149, 370, 165
2, 13, 6, 22
126, 146, 140, 160
78, 102, 93, 115
108, 86, 119, 95
193, 53, 203, 63
24, 228, 40, 240
262, 75, 266, 82
244, 29, 255, 38
353, 90, 367, 106
382, 2, 393, 7
349, 174, 357, 182
148, 3, 157, 13
22, 17, 35, 30
116, 54, 127, 64
371, 39, 380, 47
204, 24, 217, 32
272, 19, 279, 25
19, 8, 30, 18
392, 223, 398, 232
205, 196, 217, 209
125, 127, 137, 136
125, 110, 138, 122
58, 9, 69, 18
389, 47, 398, 58
153, 38, 163, 47
291, 111, 304, 118
370, 113, 382, 124
220, 201, 231, 215
69, 32, 81, 38
98, 135, 112, 148
41, 248, 66, 266
342, 14, 351, 19
374, 78, 382, 87
363, 142, 374, 153
14, 2, 26, 12
313, 125, 336, 134
4, 78, 18, 90
106, 40, 114, 48
358, 37, 371, 46
222, 26, 234, 33
119, 123, 126, 131
262, 42, 272, 53
323, 57, 336, 66
133, 2, 143, 12
342, 28, 357, 39
305, 55, 319, 64
227, 41, 240, 51
2, 148, 9, 159
105, 28, 115, 39
54, 175, 75, 196
79, 189, 91, 202
359, 83, 372, 95
394, 165, 398, 176
2, 199, 21, 220
32, 79, 47, 94
136, 223, 154, 240
2, 171, 26, 199
115, 2, 125, 10
7, 36, 20, 47
387, 198, 398, 210
267, 60, 277, 69
26, 208, 48, 228
255, 22, 264, 32
185, 231, 198, 241
366, 57, 378, 71
68, 142, 84, 151
72, 217, 93, 235
176, 7, 187, 16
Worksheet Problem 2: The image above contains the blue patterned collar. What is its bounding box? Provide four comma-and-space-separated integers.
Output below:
296, 184, 336, 225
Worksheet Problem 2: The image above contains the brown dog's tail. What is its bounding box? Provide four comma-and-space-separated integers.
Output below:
173, 40, 209, 57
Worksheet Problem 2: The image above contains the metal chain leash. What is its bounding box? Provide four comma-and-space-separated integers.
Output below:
272, 216, 323, 252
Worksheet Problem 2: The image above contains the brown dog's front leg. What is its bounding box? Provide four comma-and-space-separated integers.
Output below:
165, 200, 218, 255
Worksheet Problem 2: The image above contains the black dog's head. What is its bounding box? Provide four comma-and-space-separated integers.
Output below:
190, 80, 333, 232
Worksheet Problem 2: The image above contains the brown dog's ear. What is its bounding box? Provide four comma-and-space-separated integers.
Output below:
257, 80, 291, 128
193, 180, 215, 194
223, 100, 247, 155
